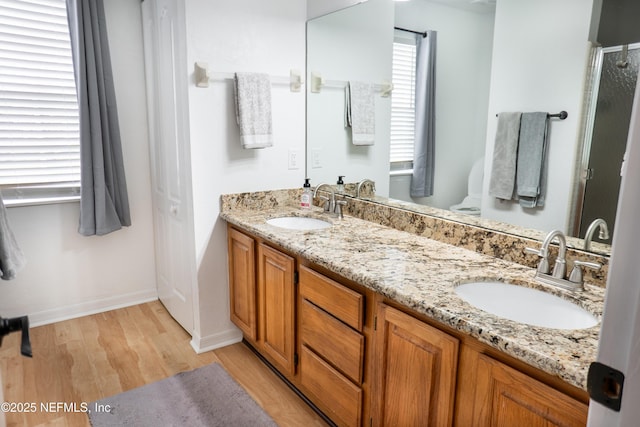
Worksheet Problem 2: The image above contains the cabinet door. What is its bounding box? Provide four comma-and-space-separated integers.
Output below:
227, 228, 256, 341
258, 243, 296, 376
373, 304, 459, 427
472, 354, 588, 427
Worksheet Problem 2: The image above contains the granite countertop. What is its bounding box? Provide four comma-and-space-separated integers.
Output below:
220, 204, 604, 392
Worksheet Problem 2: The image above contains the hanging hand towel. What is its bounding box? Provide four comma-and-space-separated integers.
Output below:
0, 193, 25, 280
516, 112, 549, 208
345, 81, 375, 146
488, 112, 522, 200
234, 73, 273, 149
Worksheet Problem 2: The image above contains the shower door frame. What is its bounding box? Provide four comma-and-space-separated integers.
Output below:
570, 42, 640, 239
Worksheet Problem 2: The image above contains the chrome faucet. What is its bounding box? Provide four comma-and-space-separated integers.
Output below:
541, 230, 567, 279
584, 218, 610, 251
313, 183, 335, 213
526, 230, 567, 277
313, 183, 347, 219
525, 229, 595, 291
356, 179, 376, 198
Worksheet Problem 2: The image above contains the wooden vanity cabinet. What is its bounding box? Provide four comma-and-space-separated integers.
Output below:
227, 226, 368, 426
227, 226, 296, 376
372, 302, 588, 427
298, 265, 366, 427
372, 303, 459, 427
228, 225, 588, 427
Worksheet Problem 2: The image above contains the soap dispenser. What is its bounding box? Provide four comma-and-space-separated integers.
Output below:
301, 178, 312, 209
336, 176, 345, 193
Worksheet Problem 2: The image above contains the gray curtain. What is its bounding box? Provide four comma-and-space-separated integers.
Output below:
410, 31, 437, 198
66, 0, 131, 236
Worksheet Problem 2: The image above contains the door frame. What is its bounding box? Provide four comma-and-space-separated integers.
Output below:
571, 42, 640, 238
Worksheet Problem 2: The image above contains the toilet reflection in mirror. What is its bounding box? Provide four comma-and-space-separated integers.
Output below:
449, 157, 484, 217
389, 156, 484, 217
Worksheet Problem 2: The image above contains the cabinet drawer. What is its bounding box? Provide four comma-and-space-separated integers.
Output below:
300, 299, 364, 384
299, 265, 364, 331
300, 345, 362, 427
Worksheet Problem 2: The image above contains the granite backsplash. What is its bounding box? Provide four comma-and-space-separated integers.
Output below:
221, 188, 608, 288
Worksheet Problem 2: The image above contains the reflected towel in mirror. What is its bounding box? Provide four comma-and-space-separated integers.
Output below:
489, 112, 522, 200
345, 81, 375, 145
516, 112, 549, 207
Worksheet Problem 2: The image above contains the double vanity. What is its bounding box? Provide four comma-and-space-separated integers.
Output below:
221, 188, 604, 427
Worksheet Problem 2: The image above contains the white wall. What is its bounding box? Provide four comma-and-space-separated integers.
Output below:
306, 0, 393, 195
481, 0, 594, 233
184, 0, 307, 350
0, 0, 157, 326
391, 1, 494, 210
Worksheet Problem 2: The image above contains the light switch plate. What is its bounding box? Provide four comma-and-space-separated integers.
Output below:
288, 149, 300, 170
312, 148, 322, 169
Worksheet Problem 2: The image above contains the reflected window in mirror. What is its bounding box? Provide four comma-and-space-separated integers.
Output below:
390, 32, 417, 174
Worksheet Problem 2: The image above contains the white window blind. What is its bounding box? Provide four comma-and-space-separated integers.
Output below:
390, 36, 416, 168
0, 0, 80, 205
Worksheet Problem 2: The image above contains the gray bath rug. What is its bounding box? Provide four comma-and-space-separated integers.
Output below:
88, 363, 278, 426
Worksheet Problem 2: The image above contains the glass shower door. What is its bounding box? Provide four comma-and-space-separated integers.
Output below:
578, 45, 640, 241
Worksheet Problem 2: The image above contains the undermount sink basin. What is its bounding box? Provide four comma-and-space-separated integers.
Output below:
454, 281, 599, 330
266, 216, 332, 231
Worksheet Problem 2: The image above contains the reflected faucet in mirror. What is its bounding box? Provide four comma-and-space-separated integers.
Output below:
356, 178, 376, 198
584, 218, 610, 251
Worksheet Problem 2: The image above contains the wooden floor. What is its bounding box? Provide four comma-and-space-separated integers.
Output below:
0, 301, 327, 427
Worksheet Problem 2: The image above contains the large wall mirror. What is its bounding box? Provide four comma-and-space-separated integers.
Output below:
306, 0, 640, 257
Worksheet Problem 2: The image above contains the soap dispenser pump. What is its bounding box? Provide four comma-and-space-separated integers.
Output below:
336, 176, 345, 193
301, 178, 312, 209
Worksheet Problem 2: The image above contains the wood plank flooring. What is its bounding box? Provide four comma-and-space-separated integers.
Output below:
0, 301, 327, 427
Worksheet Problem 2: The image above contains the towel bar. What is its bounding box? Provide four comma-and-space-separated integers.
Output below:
495, 111, 568, 120
310, 72, 394, 97
193, 62, 304, 92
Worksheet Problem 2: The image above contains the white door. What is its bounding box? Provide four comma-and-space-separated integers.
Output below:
141, 0, 196, 333
587, 67, 640, 425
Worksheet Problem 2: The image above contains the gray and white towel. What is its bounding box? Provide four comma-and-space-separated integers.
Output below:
516, 112, 549, 207
234, 73, 273, 149
0, 193, 25, 280
488, 112, 522, 200
345, 81, 375, 146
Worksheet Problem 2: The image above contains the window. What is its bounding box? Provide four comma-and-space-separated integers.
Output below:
0, 0, 80, 205
390, 34, 417, 172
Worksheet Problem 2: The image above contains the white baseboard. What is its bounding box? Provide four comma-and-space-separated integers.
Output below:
27, 289, 159, 327
190, 328, 243, 354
